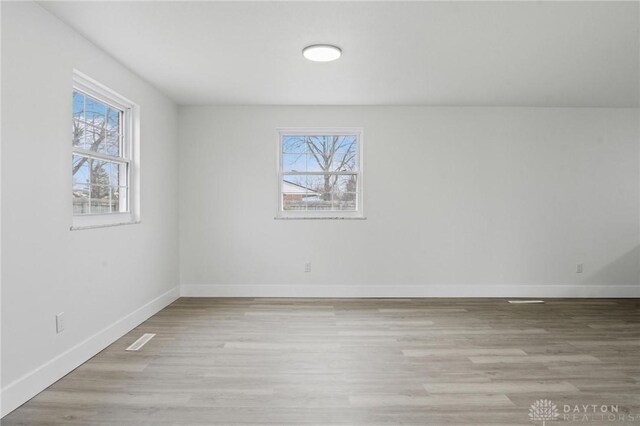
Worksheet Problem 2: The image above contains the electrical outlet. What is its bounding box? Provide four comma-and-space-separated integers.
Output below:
304, 262, 312, 273
56, 312, 65, 333
576, 263, 583, 273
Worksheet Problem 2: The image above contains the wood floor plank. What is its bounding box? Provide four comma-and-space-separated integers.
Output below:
403, 348, 527, 356
468, 354, 601, 364
349, 394, 515, 407
423, 381, 579, 393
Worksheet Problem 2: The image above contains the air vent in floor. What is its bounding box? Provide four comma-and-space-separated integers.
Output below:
126, 333, 156, 351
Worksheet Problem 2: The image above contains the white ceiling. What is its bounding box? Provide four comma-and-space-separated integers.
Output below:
41, 1, 639, 107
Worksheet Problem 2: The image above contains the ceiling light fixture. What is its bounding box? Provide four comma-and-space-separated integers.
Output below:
302, 44, 342, 62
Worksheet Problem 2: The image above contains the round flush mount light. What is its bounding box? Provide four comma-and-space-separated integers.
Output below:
302, 44, 342, 62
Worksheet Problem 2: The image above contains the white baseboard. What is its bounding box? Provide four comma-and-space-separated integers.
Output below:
0, 286, 180, 418
180, 284, 639, 298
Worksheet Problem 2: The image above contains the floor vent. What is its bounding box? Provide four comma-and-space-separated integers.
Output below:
508, 300, 544, 304
126, 333, 156, 351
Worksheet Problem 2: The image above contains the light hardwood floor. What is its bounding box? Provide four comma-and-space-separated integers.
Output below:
4, 298, 639, 425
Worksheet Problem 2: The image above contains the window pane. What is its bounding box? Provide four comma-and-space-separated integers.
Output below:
73, 119, 86, 149
335, 174, 358, 193
88, 159, 124, 187
73, 92, 123, 156
282, 153, 307, 172
282, 177, 315, 211
106, 162, 118, 186
73, 92, 84, 119
304, 153, 325, 172
281, 135, 357, 173
91, 185, 126, 214
113, 186, 127, 213
72, 155, 90, 185
104, 130, 120, 156
282, 136, 308, 154
73, 154, 127, 215
283, 193, 306, 211
304, 175, 326, 193
75, 185, 127, 215
282, 175, 308, 190
90, 184, 111, 214
306, 174, 357, 194
85, 96, 106, 126
305, 194, 331, 211
90, 160, 112, 188
282, 174, 357, 212
330, 135, 357, 171
330, 175, 357, 211
72, 183, 90, 215
106, 107, 120, 131
332, 192, 357, 211
83, 124, 105, 152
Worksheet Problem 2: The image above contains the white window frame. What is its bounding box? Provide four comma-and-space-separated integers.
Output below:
276, 128, 364, 219
71, 70, 140, 230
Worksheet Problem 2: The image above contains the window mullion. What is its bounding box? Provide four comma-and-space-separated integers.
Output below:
72, 149, 129, 164
283, 171, 358, 176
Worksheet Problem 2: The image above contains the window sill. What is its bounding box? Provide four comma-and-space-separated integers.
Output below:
70, 220, 140, 231
274, 216, 367, 220
71, 213, 139, 230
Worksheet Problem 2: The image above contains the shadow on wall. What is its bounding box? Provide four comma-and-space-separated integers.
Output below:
582, 245, 640, 287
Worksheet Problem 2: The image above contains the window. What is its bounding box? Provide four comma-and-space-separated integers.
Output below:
71, 71, 139, 229
277, 128, 363, 219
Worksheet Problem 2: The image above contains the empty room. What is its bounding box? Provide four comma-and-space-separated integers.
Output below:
1, 0, 639, 424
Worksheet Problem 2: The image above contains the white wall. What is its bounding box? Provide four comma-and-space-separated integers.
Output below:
1, 1, 638, 419
179, 106, 639, 298
1, 2, 179, 415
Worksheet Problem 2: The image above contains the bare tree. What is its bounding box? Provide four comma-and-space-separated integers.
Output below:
72, 120, 106, 175
286, 135, 356, 200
